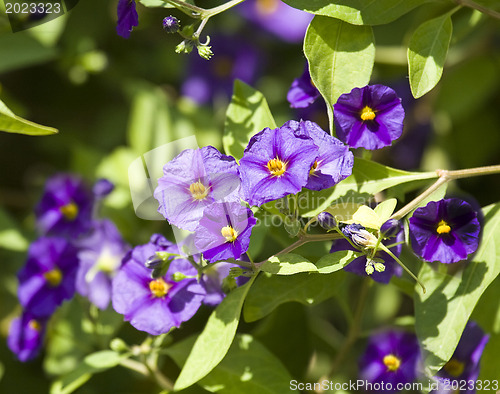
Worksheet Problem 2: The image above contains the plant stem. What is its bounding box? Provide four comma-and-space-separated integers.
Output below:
165, 0, 204, 16
453, 0, 500, 19
203, 0, 246, 17
325, 279, 370, 378
119, 358, 173, 390
391, 164, 500, 221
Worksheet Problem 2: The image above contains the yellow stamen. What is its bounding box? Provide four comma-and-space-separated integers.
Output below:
436, 220, 451, 234
360, 106, 376, 121
44, 268, 63, 287
383, 354, 401, 372
149, 278, 171, 298
267, 158, 287, 177
28, 319, 42, 331
443, 358, 465, 377
59, 202, 79, 221
309, 161, 318, 176
221, 226, 238, 242
189, 181, 209, 201
256, 0, 279, 15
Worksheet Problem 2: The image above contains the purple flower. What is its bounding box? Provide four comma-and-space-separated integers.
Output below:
112, 234, 206, 335
18, 237, 79, 318
433, 321, 489, 394
409, 198, 481, 264
182, 35, 260, 105
116, 0, 138, 39
285, 120, 353, 191
287, 65, 320, 108
334, 85, 405, 150
331, 228, 403, 284
194, 202, 256, 263
154, 146, 241, 231
35, 174, 94, 238
360, 330, 421, 391
76, 220, 130, 310
239, 124, 318, 206
7, 311, 48, 362
237, 0, 313, 43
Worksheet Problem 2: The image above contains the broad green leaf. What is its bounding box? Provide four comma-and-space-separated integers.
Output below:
315, 250, 360, 274
374, 198, 398, 223
0, 99, 57, 136
260, 253, 318, 275
0, 208, 28, 251
408, 14, 453, 98
50, 351, 123, 394
415, 203, 500, 374
167, 334, 292, 393
244, 271, 345, 322
299, 158, 437, 217
283, 0, 428, 25
304, 16, 375, 131
174, 276, 257, 391
343, 205, 382, 229
223, 80, 277, 160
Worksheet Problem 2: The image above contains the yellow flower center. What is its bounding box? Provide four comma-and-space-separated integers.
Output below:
267, 158, 287, 177
44, 268, 63, 287
256, 0, 279, 15
309, 161, 318, 176
383, 354, 401, 372
221, 225, 238, 242
28, 319, 42, 331
443, 358, 465, 377
59, 202, 79, 221
436, 220, 451, 234
189, 181, 209, 201
149, 278, 171, 298
360, 106, 376, 121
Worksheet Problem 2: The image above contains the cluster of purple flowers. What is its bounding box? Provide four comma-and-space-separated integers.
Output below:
360, 321, 488, 393
8, 175, 129, 362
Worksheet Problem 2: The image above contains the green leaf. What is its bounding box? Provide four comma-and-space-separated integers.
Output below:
299, 158, 437, 217
304, 16, 375, 131
408, 14, 453, 98
174, 276, 257, 391
167, 334, 292, 393
0, 99, 57, 136
223, 80, 277, 161
283, 0, 428, 25
414, 203, 500, 374
316, 250, 360, 274
50, 351, 123, 394
374, 198, 398, 223
244, 271, 345, 322
260, 253, 319, 275
0, 208, 28, 251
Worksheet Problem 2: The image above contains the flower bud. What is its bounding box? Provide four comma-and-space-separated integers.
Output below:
284, 216, 301, 237
172, 272, 188, 282
175, 39, 194, 54
374, 262, 386, 272
317, 212, 337, 231
365, 263, 374, 275
110, 338, 129, 353
162, 16, 180, 33
341, 223, 378, 248
380, 219, 402, 238
93, 178, 114, 198
197, 44, 213, 60
145, 255, 163, 269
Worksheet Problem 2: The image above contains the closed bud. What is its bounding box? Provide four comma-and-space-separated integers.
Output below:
284, 216, 301, 237
145, 255, 163, 269
197, 44, 213, 60
374, 262, 386, 272
365, 263, 374, 275
162, 16, 180, 33
110, 338, 129, 353
172, 272, 188, 282
342, 223, 378, 248
317, 212, 337, 231
380, 219, 402, 238
175, 40, 194, 54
